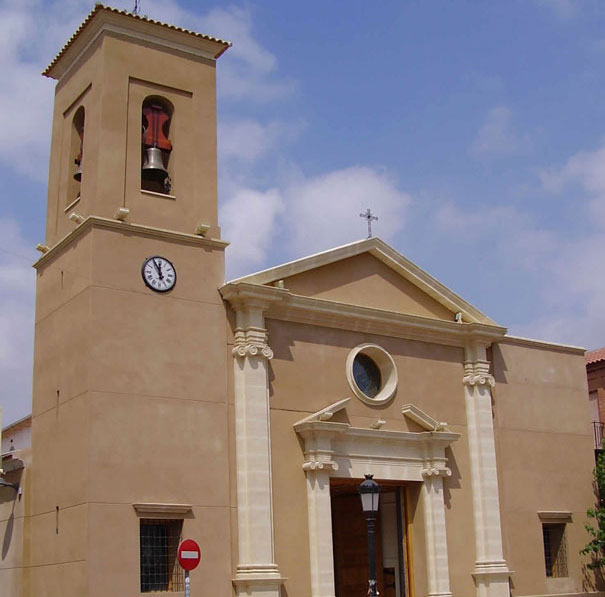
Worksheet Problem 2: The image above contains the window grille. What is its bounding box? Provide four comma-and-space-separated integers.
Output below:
542, 523, 568, 578
140, 519, 184, 592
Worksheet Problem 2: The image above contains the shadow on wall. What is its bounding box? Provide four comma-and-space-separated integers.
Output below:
443, 446, 461, 510
2, 510, 14, 560
490, 344, 509, 386
582, 562, 605, 593
1, 467, 23, 560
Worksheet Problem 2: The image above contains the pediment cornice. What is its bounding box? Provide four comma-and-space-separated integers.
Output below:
220, 281, 506, 348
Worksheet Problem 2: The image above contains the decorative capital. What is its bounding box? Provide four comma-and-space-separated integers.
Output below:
463, 373, 495, 387
463, 360, 495, 387
232, 326, 273, 360
421, 465, 452, 478
302, 460, 339, 473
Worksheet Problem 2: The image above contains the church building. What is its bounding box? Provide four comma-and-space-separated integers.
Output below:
0, 5, 600, 597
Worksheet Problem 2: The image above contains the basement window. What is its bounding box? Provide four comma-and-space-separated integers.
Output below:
140, 519, 184, 592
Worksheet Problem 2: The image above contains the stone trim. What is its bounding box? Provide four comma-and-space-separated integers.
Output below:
220, 282, 506, 348
463, 342, 511, 597
538, 511, 573, 523
34, 215, 227, 269
133, 503, 192, 517
45, 4, 230, 80
295, 412, 459, 597
228, 237, 497, 325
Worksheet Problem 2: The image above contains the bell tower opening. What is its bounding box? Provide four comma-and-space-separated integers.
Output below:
67, 105, 84, 207
141, 96, 173, 195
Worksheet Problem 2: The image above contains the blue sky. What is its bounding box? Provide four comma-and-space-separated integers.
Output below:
2, 0, 605, 424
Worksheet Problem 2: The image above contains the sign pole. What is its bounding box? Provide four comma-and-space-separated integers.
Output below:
178, 538, 201, 597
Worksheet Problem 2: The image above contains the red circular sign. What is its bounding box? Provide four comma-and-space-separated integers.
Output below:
177, 539, 201, 571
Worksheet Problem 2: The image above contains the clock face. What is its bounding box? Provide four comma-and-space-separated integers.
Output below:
142, 256, 176, 292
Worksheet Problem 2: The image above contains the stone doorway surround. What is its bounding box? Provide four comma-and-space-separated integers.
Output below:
294, 399, 460, 597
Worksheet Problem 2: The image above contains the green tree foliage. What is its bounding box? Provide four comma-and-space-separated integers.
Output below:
581, 452, 605, 569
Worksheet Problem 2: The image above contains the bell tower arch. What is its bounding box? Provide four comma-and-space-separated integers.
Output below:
28, 7, 232, 597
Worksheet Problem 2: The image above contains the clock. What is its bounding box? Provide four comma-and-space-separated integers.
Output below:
141, 256, 176, 292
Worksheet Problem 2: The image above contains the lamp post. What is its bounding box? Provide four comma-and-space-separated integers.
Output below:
358, 474, 381, 596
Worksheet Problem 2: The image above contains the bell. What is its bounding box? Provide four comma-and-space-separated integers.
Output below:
142, 147, 168, 182
73, 156, 82, 182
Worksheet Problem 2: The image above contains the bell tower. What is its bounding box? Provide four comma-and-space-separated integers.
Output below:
28, 6, 233, 596
43, 4, 229, 244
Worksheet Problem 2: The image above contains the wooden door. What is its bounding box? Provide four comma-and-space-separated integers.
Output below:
331, 492, 384, 596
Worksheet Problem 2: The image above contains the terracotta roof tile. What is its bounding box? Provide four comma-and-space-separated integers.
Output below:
43, 3, 231, 77
586, 347, 605, 365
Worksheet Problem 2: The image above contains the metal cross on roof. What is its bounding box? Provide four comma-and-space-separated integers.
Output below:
360, 208, 378, 238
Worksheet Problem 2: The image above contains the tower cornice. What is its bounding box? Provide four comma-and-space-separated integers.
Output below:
33, 215, 228, 270
44, 3, 231, 81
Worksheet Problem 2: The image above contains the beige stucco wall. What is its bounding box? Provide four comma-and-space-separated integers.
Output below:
29, 223, 232, 596
493, 340, 598, 596
282, 253, 455, 321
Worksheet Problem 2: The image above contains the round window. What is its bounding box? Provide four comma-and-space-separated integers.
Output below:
353, 353, 381, 398
346, 344, 398, 406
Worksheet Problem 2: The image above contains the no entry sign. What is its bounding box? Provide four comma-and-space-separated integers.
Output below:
177, 539, 201, 571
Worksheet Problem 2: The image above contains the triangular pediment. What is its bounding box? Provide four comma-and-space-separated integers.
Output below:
230, 238, 497, 325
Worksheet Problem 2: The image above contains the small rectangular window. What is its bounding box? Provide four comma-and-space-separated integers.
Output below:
542, 523, 568, 578
140, 519, 184, 592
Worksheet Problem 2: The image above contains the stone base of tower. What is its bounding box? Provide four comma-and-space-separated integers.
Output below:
233, 564, 286, 597
473, 562, 512, 597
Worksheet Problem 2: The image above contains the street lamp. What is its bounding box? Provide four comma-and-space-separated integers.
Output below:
0, 478, 19, 492
358, 474, 381, 596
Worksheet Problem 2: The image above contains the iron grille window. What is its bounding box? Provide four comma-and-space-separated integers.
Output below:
140, 519, 184, 592
542, 523, 568, 578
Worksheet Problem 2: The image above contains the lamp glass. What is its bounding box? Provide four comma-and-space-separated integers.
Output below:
360, 491, 380, 513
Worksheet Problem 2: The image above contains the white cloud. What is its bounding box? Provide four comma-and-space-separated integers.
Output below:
512, 143, 605, 347
222, 187, 284, 276
140, 0, 295, 102
540, 145, 605, 224
470, 106, 530, 158
219, 118, 304, 164
0, 0, 90, 182
222, 166, 413, 278
284, 167, 411, 257
0, 218, 36, 425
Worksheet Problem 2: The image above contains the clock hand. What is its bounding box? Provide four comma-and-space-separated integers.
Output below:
153, 259, 164, 280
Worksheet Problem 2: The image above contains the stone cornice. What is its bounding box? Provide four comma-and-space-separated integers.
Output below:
498, 334, 585, 355
133, 503, 193, 516
220, 282, 506, 348
294, 420, 460, 447
34, 215, 228, 270
219, 281, 288, 311
229, 237, 498, 325
45, 4, 230, 80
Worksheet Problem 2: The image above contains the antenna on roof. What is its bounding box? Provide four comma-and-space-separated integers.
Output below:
133, 0, 141, 15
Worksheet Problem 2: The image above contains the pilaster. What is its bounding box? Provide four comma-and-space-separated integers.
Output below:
463, 342, 511, 597
231, 305, 284, 597
421, 457, 453, 597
